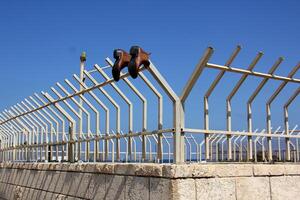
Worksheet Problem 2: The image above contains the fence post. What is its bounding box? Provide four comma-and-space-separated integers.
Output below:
284, 87, 300, 161
147, 62, 185, 163
181, 47, 214, 161
79, 52, 86, 161
266, 63, 299, 161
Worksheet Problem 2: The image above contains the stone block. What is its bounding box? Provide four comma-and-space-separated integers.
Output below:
21, 169, 31, 186
67, 172, 85, 196
162, 164, 192, 178
85, 174, 105, 200
55, 194, 68, 200
253, 164, 285, 176
11, 185, 23, 200
57, 163, 68, 171
48, 171, 62, 192
18, 169, 27, 186
60, 171, 73, 195
9, 168, 18, 184
45, 191, 56, 200
41, 171, 54, 191
163, 164, 253, 178
31, 188, 39, 200
125, 176, 150, 200
135, 164, 163, 177
284, 164, 300, 175
196, 178, 235, 200
53, 171, 67, 194
30, 170, 39, 188
105, 175, 126, 200
35, 171, 47, 190
95, 163, 114, 174
236, 177, 270, 200
114, 163, 136, 175
25, 188, 35, 200
150, 178, 172, 200
83, 163, 97, 173
3, 168, 11, 183
270, 176, 300, 200
173, 178, 196, 200
72, 173, 93, 198
213, 164, 253, 177
36, 190, 47, 199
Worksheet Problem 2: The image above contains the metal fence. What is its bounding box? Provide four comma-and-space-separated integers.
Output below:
0, 46, 299, 164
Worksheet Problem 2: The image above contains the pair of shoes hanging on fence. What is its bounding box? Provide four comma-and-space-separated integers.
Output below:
112, 46, 150, 81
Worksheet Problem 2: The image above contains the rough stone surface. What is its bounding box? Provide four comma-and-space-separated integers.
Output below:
105, 175, 126, 200
150, 177, 172, 200
253, 164, 285, 176
196, 178, 236, 200
236, 177, 270, 200
1, 163, 300, 199
270, 176, 300, 200
162, 163, 253, 178
85, 174, 105, 200
173, 178, 196, 200
126, 176, 150, 200
284, 164, 300, 175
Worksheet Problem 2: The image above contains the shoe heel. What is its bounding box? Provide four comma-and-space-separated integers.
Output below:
128, 59, 138, 79
129, 46, 140, 57
113, 49, 121, 59
112, 62, 121, 82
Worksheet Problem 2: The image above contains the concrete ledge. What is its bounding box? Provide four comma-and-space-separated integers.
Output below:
1, 162, 300, 199
1, 162, 300, 178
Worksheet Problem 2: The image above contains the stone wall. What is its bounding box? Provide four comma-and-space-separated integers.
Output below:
0, 162, 300, 200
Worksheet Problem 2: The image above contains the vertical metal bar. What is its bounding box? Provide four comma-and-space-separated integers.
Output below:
24, 99, 54, 161
284, 87, 299, 161
105, 59, 149, 161
266, 63, 299, 161
147, 61, 184, 163
42, 92, 76, 162
247, 57, 283, 161
203, 46, 241, 160
13, 105, 44, 161
180, 47, 214, 162
0, 127, 9, 161
34, 93, 66, 161
10, 107, 36, 161
79, 52, 86, 161
139, 72, 164, 162
29, 96, 60, 161
181, 47, 214, 102
9, 108, 37, 161
51, 86, 85, 160
51, 88, 84, 161
73, 74, 111, 162
54, 83, 91, 161
226, 52, 263, 160
78, 72, 113, 161
95, 65, 133, 162
21, 101, 51, 161
0, 125, 14, 161
0, 116, 23, 161
65, 79, 100, 162
2, 112, 31, 161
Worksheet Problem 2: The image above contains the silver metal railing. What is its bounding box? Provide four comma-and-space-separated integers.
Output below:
181, 46, 299, 162
0, 46, 299, 164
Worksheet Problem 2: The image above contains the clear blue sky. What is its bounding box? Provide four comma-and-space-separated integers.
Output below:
0, 0, 299, 132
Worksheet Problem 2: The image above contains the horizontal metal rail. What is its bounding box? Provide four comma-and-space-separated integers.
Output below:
183, 128, 300, 139
206, 63, 300, 83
